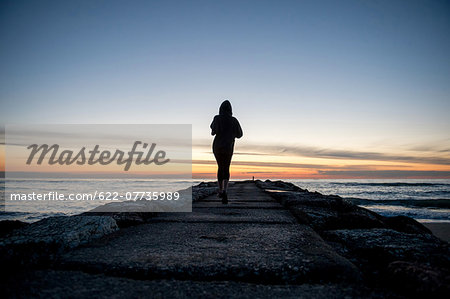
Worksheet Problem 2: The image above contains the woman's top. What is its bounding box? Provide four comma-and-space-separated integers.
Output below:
210, 100, 243, 154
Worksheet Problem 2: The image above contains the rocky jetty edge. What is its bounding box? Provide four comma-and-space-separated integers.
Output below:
1, 180, 449, 298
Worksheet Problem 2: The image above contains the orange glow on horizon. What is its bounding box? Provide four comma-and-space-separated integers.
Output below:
191, 160, 450, 179
1, 148, 449, 179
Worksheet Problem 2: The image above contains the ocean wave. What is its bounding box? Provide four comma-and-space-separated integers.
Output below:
359, 205, 450, 221
346, 190, 450, 197
349, 197, 450, 208
3, 179, 76, 184
331, 182, 450, 187
0, 211, 67, 222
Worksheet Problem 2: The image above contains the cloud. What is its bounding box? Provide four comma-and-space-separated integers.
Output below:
243, 171, 277, 174
192, 159, 406, 170
233, 152, 273, 156
250, 145, 450, 165
195, 141, 450, 165
317, 170, 450, 178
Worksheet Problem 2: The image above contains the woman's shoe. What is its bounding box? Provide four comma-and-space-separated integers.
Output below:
217, 191, 223, 198
221, 191, 228, 204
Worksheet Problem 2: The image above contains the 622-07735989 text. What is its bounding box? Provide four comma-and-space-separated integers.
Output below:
8, 191, 180, 201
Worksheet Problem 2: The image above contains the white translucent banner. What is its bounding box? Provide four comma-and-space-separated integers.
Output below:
4, 124, 192, 214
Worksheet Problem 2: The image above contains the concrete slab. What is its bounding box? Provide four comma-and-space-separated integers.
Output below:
3, 270, 386, 299
151, 208, 296, 223
199, 183, 276, 203
193, 201, 283, 209
61, 222, 360, 284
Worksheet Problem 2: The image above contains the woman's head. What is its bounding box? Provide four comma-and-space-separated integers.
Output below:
219, 100, 232, 116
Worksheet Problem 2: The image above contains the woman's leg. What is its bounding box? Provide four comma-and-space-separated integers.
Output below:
223, 179, 229, 192
222, 152, 233, 193
214, 151, 225, 194
214, 151, 232, 203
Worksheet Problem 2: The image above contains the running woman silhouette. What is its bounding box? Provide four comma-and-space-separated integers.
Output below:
210, 100, 243, 204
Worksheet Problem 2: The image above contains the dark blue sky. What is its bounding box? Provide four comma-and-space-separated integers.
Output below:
1, 0, 449, 176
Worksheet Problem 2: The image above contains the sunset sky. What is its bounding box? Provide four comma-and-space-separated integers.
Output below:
1, 0, 449, 179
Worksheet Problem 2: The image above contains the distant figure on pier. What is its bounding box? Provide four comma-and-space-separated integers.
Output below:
210, 100, 243, 204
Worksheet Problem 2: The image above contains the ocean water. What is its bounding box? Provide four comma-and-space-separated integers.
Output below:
0, 178, 193, 222
1, 178, 449, 223
288, 179, 450, 223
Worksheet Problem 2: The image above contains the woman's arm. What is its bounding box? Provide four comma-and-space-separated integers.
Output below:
210, 116, 218, 136
234, 118, 243, 138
